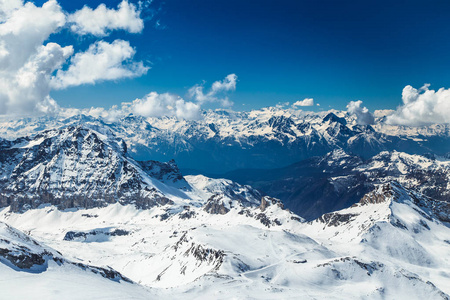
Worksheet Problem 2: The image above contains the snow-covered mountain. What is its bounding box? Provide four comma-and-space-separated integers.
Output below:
0, 107, 448, 173
0, 182, 449, 299
0, 109, 449, 299
224, 149, 450, 220
302, 182, 450, 298
0, 125, 265, 213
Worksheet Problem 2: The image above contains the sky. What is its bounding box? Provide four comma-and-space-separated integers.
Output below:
0, 0, 450, 125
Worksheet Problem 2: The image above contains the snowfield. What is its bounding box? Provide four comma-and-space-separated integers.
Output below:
1, 182, 449, 299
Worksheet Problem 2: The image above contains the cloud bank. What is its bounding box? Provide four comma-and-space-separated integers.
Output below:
57, 73, 239, 121
386, 84, 450, 126
346, 100, 375, 125
58, 92, 202, 121
0, 0, 147, 116
128, 74, 237, 119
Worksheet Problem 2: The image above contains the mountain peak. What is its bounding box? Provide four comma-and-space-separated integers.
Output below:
323, 112, 347, 125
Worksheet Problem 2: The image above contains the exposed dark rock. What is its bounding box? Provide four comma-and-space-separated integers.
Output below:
184, 243, 224, 271
81, 214, 98, 218
159, 213, 170, 221
0, 247, 47, 269
357, 184, 393, 206
259, 196, 284, 211
317, 212, 358, 227
179, 207, 196, 219
139, 159, 188, 187
63, 229, 130, 241
204, 195, 230, 215
292, 259, 307, 264
255, 213, 272, 227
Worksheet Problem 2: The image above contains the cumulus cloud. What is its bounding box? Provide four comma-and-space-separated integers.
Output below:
0, 0, 147, 116
0, 0, 67, 114
130, 92, 200, 120
188, 74, 237, 107
0, 0, 66, 71
51, 40, 148, 89
59, 91, 201, 121
0, 0, 228, 119
293, 98, 314, 107
346, 100, 375, 125
68, 0, 144, 37
0, 0, 23, 22
386, 84, 450, 126
373, 109, 394, 118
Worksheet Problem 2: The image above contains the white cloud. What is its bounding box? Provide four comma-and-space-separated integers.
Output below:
51, 40, 148, 89
54, 74, 241, 121
346, 100, 375, 125
0, 0, 66, 71
0, 0, 67, 114
0, 0, 149, 116
373, 109, 394, 118
188, 74, 237, 107
68, 0, 144, 37
66, 74, 238, 121
0, 0, 23, 22
130, 92, 201, 120
276, 102, 290, 108
386, 84, 450, 126
59, 91, 201, 121
211, 73, 237, 93
293, 98, 314, 107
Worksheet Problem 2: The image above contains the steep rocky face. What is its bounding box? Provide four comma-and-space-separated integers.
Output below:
259, 196, 284, 211
0, 126, 183, 212
138, 159, 188, 188
203, 195, 230, 215
358, 183, 394, 205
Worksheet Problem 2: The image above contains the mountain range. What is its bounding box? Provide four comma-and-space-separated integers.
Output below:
0, 108, 449, 299
0, 107, 448, 174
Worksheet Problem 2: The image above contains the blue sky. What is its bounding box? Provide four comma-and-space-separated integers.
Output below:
4, 0, 450, 116
48, 0, 450, 112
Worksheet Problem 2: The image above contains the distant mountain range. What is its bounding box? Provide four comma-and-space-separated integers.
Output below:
0, 107, 448, 219
222, 149, 450, 220
0, 107, 448, 173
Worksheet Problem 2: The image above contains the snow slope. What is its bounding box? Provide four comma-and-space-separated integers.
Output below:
0, 182, 449, 299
